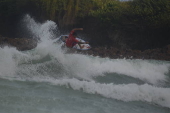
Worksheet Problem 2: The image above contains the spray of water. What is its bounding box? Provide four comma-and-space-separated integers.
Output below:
0, 14, 170, 108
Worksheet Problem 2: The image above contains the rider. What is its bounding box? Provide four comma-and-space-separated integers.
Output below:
66, 28, 88, 49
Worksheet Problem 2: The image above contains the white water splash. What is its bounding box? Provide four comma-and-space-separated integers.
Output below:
28, 78, 170, 108
0, 15, 170, 110
1, 15, 170, 85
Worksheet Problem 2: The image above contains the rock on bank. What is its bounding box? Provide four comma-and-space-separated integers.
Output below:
0, 35, 170, 61
0, 36, 37, 51
79, 46, 170, 61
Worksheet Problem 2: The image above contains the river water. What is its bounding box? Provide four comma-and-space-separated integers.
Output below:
0, 15, 170, 113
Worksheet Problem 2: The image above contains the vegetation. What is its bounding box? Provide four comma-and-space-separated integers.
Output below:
0, 0, 170, 27
129, 0, 170, 28
0, 0, 170, 49
89, 0, 170, 28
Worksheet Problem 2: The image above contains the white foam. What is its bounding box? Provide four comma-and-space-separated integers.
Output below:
87, 58, 170, 84
0, 15, 170, 109
0, 47, 15, 77
1, 15, 170, 84
23, 14, 59, 41
50, 53, 169, 85
1, 15, 169, 86
46, 78, 170, 108
21, 15, 170, 85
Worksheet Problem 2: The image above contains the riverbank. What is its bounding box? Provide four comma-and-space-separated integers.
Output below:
0, 35, 170, 61
79, 46, 170, 61
0, 36, 37, 51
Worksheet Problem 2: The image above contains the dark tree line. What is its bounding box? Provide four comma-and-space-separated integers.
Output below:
0, 0, 170, 49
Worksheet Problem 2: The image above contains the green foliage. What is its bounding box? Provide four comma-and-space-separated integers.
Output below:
90, 0, 129, 27
0, 0, 170, 28
28, 0, 96, 24
129, 0, 170, 27
89, 0, 170, 28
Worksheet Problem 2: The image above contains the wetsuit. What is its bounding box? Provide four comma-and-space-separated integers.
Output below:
66, 30, 79, 48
